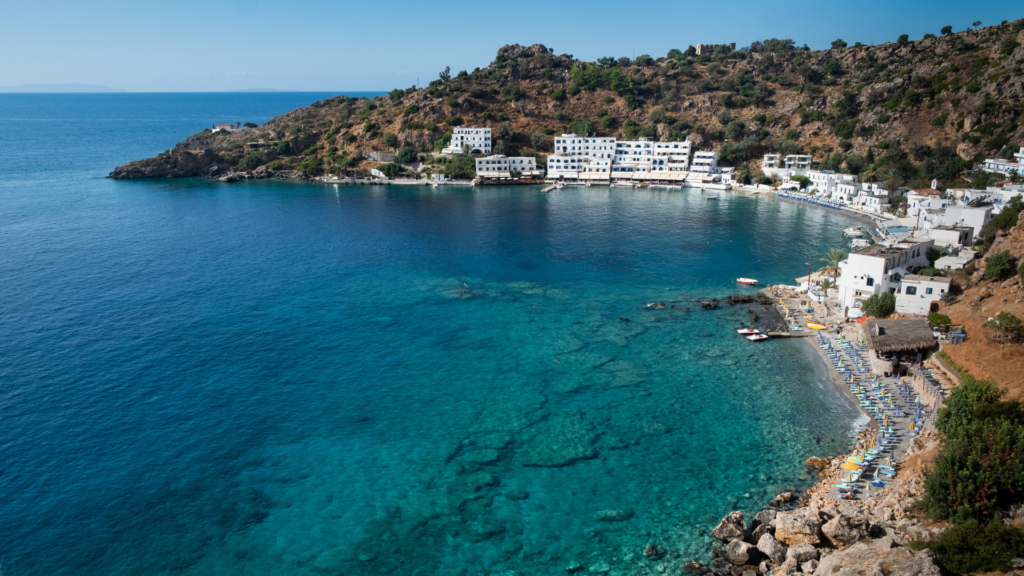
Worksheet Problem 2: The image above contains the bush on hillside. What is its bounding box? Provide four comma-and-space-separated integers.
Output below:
912, 518, 1024, 574
980, 210, 1019, 243
442, 155, 476, 179
927, 312, 951, 326
377, 163, 402, 179
984, 312, 1024, 338
568, 119, 595, 135
860, 292, 896, 317
383, 133, 399, 149
984, 250, 1016, 280
924, 374, 1024, 523
395, 147, 418, 164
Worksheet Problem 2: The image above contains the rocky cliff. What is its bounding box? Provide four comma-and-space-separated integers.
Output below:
111, 20, 1024, 183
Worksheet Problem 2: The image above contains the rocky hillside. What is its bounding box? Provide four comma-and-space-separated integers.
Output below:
111, 20, 1024, 183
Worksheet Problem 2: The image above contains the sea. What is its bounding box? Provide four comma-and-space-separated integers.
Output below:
0, 93, 865, 576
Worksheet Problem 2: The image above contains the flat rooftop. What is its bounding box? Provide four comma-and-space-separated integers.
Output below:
854, 240, 929, 257
901, 274, 951, 283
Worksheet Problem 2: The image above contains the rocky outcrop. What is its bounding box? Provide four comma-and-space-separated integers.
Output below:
775, 507, 824, 546
712, 510, 747, 543
726, 540, 758, 565
812, 536, 942, 575
822, 513, 869, 548
108, 149, 221, 179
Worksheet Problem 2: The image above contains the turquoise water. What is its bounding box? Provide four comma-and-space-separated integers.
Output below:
0, 94, 863, 575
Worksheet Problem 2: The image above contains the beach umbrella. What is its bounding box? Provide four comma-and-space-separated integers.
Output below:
909, 421, 915, 431
843, 462, 862, 471
886, 456, 892, 467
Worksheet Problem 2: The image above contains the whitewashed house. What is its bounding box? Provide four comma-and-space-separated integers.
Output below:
980, 147, 1024, 177
859, 194, 890, 213
475, 155, 540, 178
895, 275, 951, 315
836, 240, 935, 310
442, 127, 492, 154
938, 204, 992, 233
927, 225, 974, 248
785, 154, 813, 171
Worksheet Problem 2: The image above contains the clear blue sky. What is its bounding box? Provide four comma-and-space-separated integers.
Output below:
1, 0, 1019, 92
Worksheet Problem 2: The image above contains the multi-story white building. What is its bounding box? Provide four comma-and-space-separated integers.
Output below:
545, 135, 690, 180
836, 240, 935, 310
938, 204, 992, 233
475, 155, 540, 178
980, 147, 1024, 177
442, 127, 492, 155
762, 154, 781, 170
895, 275, 951, 315
785, 155, 813, 171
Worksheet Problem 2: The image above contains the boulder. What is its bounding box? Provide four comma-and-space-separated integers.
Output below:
757, 533, 788, 565
776, 507, 824, 546
802, 559, 819, 573
748, 523, 772, 545
804, 456, 830, 471
787, 543, 818, 563
753, 509, 778, 529
812, 536, 941, 575
726, 540, 758, 565
712, 511, 748, 543
822, 514, 868, 547
683, 560, 710, 575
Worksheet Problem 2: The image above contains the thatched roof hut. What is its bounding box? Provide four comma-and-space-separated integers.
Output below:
864, 318, 936, 353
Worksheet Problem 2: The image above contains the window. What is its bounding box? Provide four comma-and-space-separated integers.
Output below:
925, 288, 933, 295
905, 286, 916, 296
866, 277, 874, 287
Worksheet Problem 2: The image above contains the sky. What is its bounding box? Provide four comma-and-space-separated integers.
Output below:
1, 0, 1020, 92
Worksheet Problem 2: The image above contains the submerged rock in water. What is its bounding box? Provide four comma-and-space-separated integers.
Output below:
519, 411, 598, 467
503, 489, 529, 501
594, 509, 635, 522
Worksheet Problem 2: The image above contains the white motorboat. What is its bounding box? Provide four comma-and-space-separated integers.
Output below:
737, 328, 760, 335
737, 278, 758, 285
747, 334, 769, 341
843, 226, 864, 237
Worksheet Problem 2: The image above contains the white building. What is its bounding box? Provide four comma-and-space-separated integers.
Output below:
980, 147, 1024, 177
762, 154, 781, 171
475, 155, 540, 178
859, 194, 890, 213
905, 189, 948, 217
927, 225, 973, 248
836, 240, 935, 310
935, 248, 976, 271
806, 170, 859, 196
938, 204, 992, 233
442, 127, 491, 154
895, 275, 951, 315
545, 135, 690, 181
785, 155, 813, 171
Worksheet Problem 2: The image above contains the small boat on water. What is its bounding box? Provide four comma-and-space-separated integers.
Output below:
807, 321, 827, 330
850, 238, 872, 248
737, 328, 760, 335
705, 195, 718, 200
736, 278, 758, 285
843, 226, 864, 237
747, 334, 769, 342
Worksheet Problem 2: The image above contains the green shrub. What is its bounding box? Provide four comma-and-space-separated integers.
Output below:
377, 163, 402, 178
985, 312, 1024, 338
441, 155, 476, 179
395, 147, 418, 164
877, 113, 892, 124
927, 312, 951, 326
912, 518, 1024, 574
236, 151, 262, 170
299, 156, 324, 175
383, 133, 399, 149
444, 116, 463, 127
601, 116, 616, 129
403, 104, 420, 117
603, 96, 615, 104
980, 210, 1019, 243
784, 129, 799, 140
277, 141, 291, 155
550, 89, 566, 101
860, 292, 896, 317
984, 250, 1016, 280
553, 111, 569, 121
568, 118, 595, 135
931, 113, 949, 127
265, 160, 282, 171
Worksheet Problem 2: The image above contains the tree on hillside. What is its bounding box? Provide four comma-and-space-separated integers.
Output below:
439, 66, 451, 83
973, 20, 982, 27
881, 168, 904, 194
897, 34, 910, 45
941, 25, 953, 35
831, 39, 848, 49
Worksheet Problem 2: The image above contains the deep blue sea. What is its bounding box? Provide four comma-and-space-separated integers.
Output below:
0, 93, 864, 576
